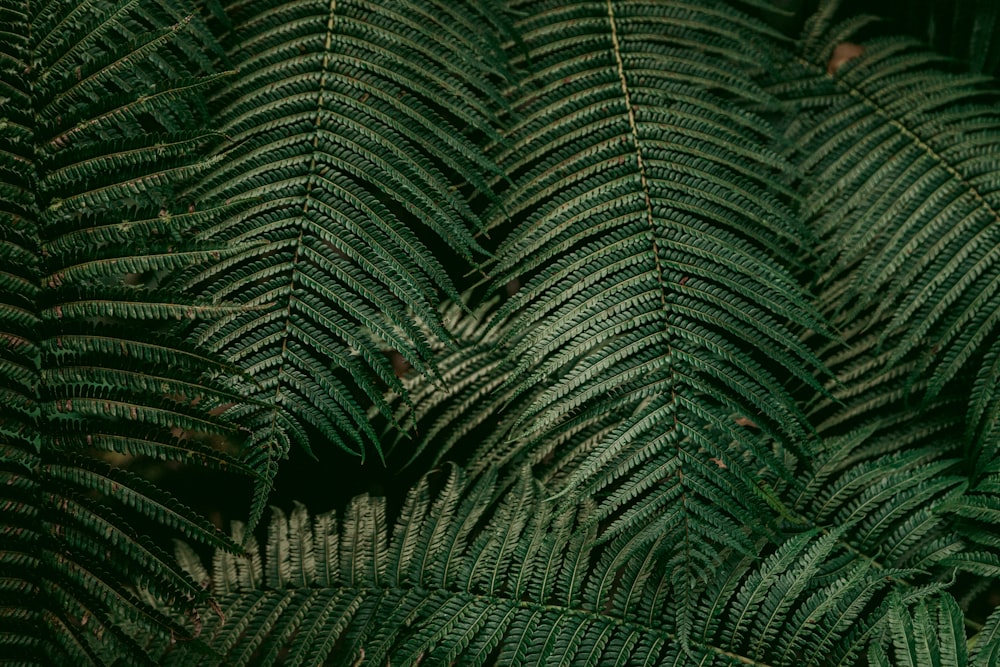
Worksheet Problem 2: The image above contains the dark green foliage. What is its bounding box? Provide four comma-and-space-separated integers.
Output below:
480, 0, 829, 581
156, 466, 916, 666
842, 0, 1000, 77
776, 15, 1000, 407
2, 0, 1000, 665
180, 0, 513, 480
0, 0, 257, 663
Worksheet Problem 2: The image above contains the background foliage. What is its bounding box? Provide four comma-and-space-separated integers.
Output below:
1, 0, 999, 664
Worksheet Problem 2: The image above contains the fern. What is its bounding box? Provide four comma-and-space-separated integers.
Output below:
157, 465, 938, 667
5, 0, 1000, 664
491, 0, 826, 442
774, 14, 1000, 406
764, 4, 1000, 598
385, 1, 833, 626
178, 0, 514, 484
869, 592, 1000, 667
0, 1, 257, 662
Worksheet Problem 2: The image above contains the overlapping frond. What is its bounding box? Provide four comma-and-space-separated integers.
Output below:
380, 298, 516, 469
181, 0, 513, 475
387, 310, 997, 655
454, 0, 831, 592
4, 0, 1000, 663
0, 0, 254, 662
159, 465, 927, 666
786, 426, 969, 576
376, 8, 1000, 653
757, 16, 1000, 606
870, 592, 1000, 667
774, 27, 1000, 407
945, 341, 1000, 580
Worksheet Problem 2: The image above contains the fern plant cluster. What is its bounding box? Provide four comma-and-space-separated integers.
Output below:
1, 0, 1000, 664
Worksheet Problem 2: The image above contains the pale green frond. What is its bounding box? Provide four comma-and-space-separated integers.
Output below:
340, 490, 388, 588
971, 603, 1000, 666
160, 466, 911, 666
382, 298, 515, 470
872, 593, 970, 667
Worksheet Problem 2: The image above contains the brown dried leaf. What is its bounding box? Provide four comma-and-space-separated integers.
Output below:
827, 42, 865, 75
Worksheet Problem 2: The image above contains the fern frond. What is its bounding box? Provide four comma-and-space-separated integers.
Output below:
766, 16, 1000, 606
965, 339, 1000, 470
162, 465, 915, 666
379, 298, 515, 470
5, 0, 999, 663
492, 0, 824, 457
776, 30, 1000, 403
789, 427, 967, 574
451, 0, 833, 605
971, 602, 1000, 666
868, 592, 1000, 667
182, 0, 513, 466
0, 1, 258, 662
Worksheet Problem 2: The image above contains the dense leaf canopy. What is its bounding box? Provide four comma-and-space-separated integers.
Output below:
1, 0, 998, 665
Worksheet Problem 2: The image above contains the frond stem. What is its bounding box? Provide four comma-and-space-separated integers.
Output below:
605, 0, 679, 414
606, 0, 669, 316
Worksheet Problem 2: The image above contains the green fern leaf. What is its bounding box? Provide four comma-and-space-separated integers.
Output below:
163, 465, 910, 667
181, 0, 513, 471
965, 340, 1000, 469
971, 602, 1000, 666
487, 0, 826, 496
775, 29, 1000, 404
378, 2, 834, 630
871, 592, 971, 667
0, 1, 261, 662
